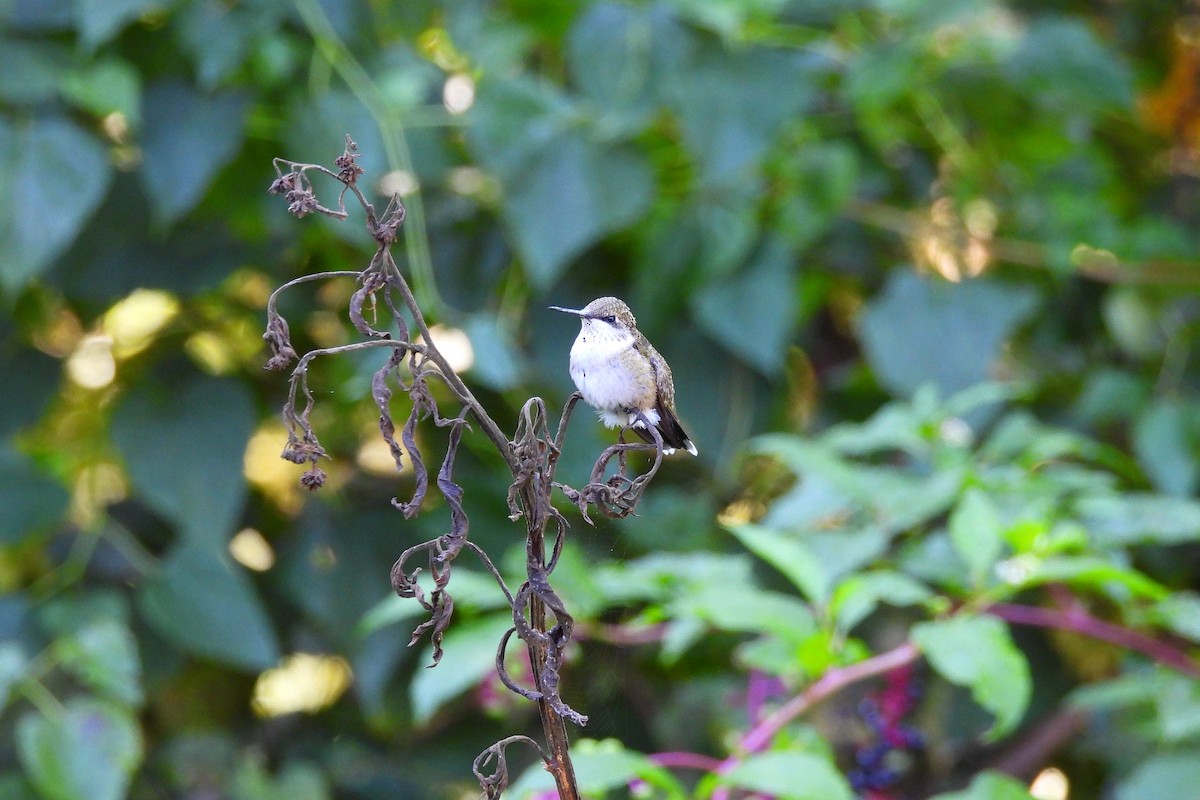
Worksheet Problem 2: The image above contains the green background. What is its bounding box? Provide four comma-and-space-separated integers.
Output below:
3, 0, 1200, 798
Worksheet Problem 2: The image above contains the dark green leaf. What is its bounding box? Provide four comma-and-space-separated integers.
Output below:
0, 40, 68, 104
75, 0, 160, 50
1005, 17, 1133, 112
658, 34, 818, 186
111, 376, 253, 547
139, 81, 249, 224
721, 752, 854, 800
16, 699, 142, 800
860, 272, 1039, 398
0, 450, 69, 546
693, 238, 799, 376
912, 615, 1031, 738
138, 543, 280, 671
0, 115, 113, 289
566, 3, 656, 131
501, 132, 654, 288
173, 0, 268, 89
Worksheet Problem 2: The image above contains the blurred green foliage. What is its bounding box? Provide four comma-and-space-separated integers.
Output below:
3, 0, 1200, 798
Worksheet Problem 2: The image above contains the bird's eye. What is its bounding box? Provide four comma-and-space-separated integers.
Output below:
601, 315, 617, 324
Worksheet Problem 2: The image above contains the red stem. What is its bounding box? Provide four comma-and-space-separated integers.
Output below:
986, 602, 1200, 678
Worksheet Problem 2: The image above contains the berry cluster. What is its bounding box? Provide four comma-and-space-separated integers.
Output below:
848, 665, 924, 798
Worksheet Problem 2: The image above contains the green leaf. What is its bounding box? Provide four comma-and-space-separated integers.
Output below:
139, 81, 249, 224
725, 523, 828, 602
1016, 555, 1166, 600
566, 3, 656, 131
464, 312, 523, 390
721, 752, 854, 800
949, 488, 1004, 585
1133, 399, 1199, 497
0, 643, 28, 711
1077, 494, 1200, 547
55, 619, 142, 706
693, 237, 799, 376
1155, 673, 1200, 742
860, 272, 1039, 398
111, 376, 253, 547
0, 40, 68, 104
173, 0, 273, 89
138, 543, 280, 671
0, 115, 113, 289
0, 450, 69, 546
658, 33, 818, 186
74, 0, 160, 50
501, 132, 654, 288
1150, 592, 1200, 643
231, 758, 330, 800
16, 699, 143, 800
507, 738, 686, 800
929, 770, 1036, 800
1005, 17, 1133, 113
1115, 752, 1200, 800
912, 615, 1031, 738
59, 58, 141, 127
410, 614, 513, 724
831, 571, 933, 633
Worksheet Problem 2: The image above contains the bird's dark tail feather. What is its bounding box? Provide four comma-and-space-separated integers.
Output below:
634, 404, 698, 456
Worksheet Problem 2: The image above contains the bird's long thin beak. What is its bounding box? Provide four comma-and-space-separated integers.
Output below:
548, 305, 585, 317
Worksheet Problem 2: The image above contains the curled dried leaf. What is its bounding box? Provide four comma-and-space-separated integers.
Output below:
262, 310, 297, 370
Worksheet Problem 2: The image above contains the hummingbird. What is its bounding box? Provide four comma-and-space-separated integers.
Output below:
549, 297, 697, 456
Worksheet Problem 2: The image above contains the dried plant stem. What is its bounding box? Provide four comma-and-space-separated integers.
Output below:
521, 481, 581, 799
266, 139, 673, 800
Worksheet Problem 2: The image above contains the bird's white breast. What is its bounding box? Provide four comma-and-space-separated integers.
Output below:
568, 325, 645, 422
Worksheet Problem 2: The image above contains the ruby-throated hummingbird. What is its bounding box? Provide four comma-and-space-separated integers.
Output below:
550, 297, 697, 456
